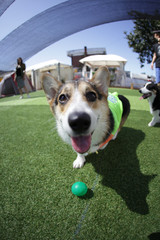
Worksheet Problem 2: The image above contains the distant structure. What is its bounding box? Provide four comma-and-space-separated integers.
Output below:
67, 46, 106, 70
26, 59, 73, 90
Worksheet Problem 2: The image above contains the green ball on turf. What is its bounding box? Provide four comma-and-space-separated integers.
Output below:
71, 182, 88, 196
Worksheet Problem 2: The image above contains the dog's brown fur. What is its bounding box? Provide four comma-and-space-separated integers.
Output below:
42, 67, 130, 168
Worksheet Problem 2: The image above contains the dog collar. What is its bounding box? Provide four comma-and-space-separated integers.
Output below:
98, 133, 114, 149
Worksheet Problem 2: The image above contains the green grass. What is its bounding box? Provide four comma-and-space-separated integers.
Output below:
0, 89, 160, 240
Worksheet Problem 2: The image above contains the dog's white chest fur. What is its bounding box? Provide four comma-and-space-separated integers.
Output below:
148, 95, 155, 114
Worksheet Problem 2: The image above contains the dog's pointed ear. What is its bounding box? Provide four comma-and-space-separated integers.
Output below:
90, 67, 110, 93
42, 73, 62, 100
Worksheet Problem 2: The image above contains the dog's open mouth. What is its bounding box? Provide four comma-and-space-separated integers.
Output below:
140, 93, 152, 99
71, 135, 91, 153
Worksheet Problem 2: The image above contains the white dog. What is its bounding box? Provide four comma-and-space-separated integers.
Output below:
139, 82, 160, 126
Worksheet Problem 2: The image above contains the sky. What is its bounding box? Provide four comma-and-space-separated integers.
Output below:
0, 0, 155, 76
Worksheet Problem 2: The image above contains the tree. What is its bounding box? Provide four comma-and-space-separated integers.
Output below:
124, 13, 160, 68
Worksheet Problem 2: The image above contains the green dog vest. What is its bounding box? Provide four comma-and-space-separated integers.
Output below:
98, 92, 123, 150
108, 92, 123, 136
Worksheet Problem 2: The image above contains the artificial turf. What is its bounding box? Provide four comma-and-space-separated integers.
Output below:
0, 88, 160, 240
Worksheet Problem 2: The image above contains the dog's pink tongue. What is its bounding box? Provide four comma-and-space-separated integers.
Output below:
71, 135, 91, 153
139, 96, 143, 100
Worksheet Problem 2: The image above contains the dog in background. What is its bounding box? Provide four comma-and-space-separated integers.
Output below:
139, 82, 160, 126
42, 67, 130, 168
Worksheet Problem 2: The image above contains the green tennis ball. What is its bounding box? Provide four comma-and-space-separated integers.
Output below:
71, 182, 88, 196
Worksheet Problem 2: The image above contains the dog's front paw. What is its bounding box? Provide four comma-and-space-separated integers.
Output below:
148, 121, 155, 127
73, 154, 86, 168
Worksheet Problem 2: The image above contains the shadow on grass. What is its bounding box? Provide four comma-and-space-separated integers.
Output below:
87, 127, 156, 215
154, 123, 160, 128
148, 232, 160, 240
78, 189, 94, 200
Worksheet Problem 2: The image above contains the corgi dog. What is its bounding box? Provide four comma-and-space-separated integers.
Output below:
139, 82, 160, 127
42, 67, 130, 168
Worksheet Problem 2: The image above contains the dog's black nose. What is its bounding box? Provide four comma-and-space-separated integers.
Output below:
68, 112, 91, 133
139, 89, 142, 93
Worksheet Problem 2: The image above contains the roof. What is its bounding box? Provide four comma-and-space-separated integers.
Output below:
67, 48, 106, 57
79, 54, 127, 68
0, 0, 159, 71
26, 59, 71, 72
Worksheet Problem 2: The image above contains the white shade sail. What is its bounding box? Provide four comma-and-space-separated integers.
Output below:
80, 54, 127, 68
26, 59, 70, 72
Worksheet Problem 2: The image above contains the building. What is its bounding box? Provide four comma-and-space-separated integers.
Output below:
26, 59, 73, 89
67, 46, 106, 70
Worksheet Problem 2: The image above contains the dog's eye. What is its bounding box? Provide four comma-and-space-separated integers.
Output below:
86, 91, 97, 102
59, 94, 68, 104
